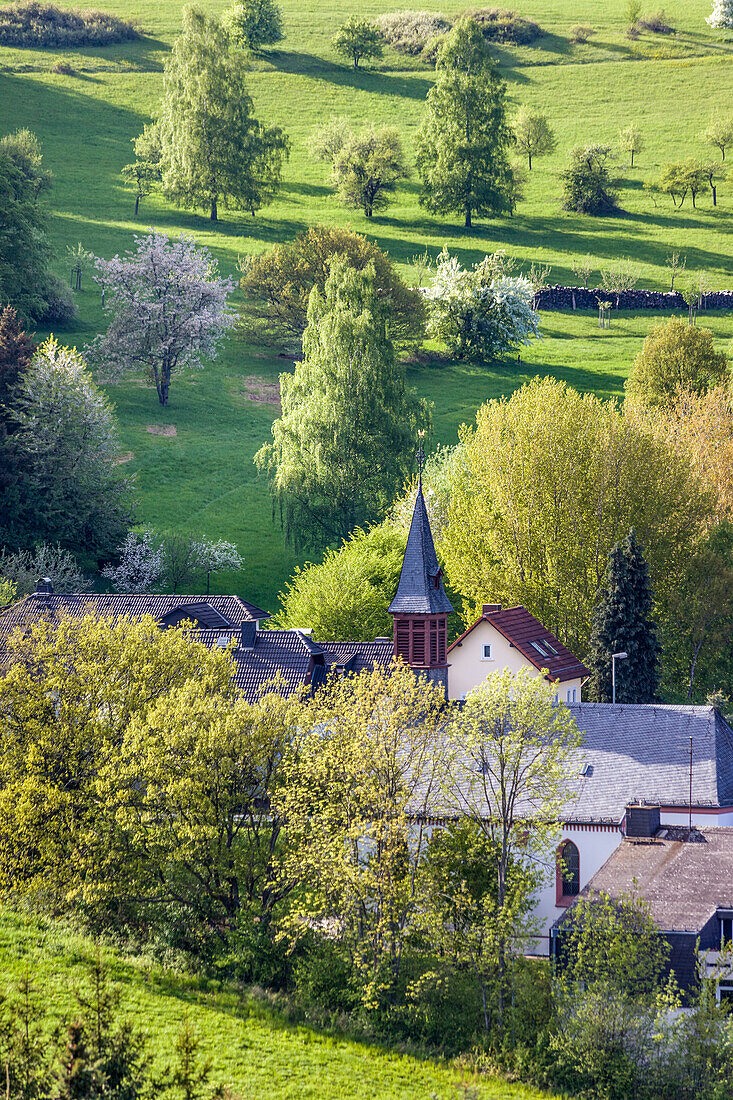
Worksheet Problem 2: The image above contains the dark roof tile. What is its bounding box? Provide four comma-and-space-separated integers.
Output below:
388, 487, 453, 616
448, 605, 589, 682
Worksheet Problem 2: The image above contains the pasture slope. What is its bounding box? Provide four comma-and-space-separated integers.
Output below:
0, 906, 556, 1100
0, 0, 732, 609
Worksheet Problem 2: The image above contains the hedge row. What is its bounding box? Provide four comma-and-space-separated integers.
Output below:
0, 1, 138, 47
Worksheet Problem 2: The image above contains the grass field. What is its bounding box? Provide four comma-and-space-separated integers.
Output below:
1, 0, 732, 609
0, 907, 557, 1100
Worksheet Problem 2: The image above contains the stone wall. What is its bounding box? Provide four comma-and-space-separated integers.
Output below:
534, 285, 733, 311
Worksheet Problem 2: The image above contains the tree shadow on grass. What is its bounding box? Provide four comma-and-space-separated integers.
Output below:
264, 48, 433, 100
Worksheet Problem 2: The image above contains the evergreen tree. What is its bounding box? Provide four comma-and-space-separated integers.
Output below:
255, 258, 429, 548
589, 530, 660, 703
55, 1023, 94, 1100
416, 18, 514, 228
154, 6, 290, 221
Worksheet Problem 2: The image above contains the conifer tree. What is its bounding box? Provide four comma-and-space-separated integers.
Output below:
416, 18, 514, 228
154, 6, 290, 221
256, 258, 428, 548
589, 529, 660, 703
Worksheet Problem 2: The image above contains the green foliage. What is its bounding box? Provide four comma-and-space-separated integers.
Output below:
0, 0, 137, 46
0, 544, 91, 595
312, 121, 407, 218
588, 529, 660, 703
560, 142, 619, 214
626, 315, 729, 408
331, 16, 383, 68
618, 122, 644, 166
0, 337, 132, 557
700, 111, 733, 160
154, 6, 289, 221
121, 123, 161, 217
424, 246, 540, 361
657, 158, 710, 207
255, 259, 429, 549
416, 18, 514, 228
0, 129, 59, 323
460, 7, 542, 44
273, 522, 406, 639
239, 225, 424, 347
375, 10, 451, 57
443, 377, 710, 656
513, 105, 556, 170
222, 0, 284, 51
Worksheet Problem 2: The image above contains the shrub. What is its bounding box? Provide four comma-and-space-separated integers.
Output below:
37, 272, 78, 324
0, 1, 138, 47
460, 7, 542, 45
626, 315, 729, 409
560, 143, 619, 215
375, 9, 451, 55
638, 8, 675, 32
420, 31, 448, 64
51, 59, 76, 74
570, 23, 595, 43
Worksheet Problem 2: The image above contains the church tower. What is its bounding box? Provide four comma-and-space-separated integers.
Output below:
388, 441, 454, 694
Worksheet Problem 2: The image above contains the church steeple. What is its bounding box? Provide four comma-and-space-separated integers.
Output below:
389, 438, 453, 690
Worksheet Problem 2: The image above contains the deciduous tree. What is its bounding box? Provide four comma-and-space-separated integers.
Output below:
222, 0, 284, 50
707, 0, 733, 30
587, 529, 660, 703
618, 123, 643, 167
0, 544, 91, 595
332, 16, 383, 68
513, 106, 557, 170
416, 18, 514, 228
700, 111, 733, 160
0, 338, 132, 556
89, 232, 235, 406
154, 5, 289, 221
275, 662, 447, 1009
121, 122, 161, 216
424, 246, 539, 361
560, 143, 618, 214
312, 121, 407, 217
255, 259, 428, 548
238, 225, 424, 346
443, 377, 711, 655
626, 316, 728, 409
444, 667, 583, 1025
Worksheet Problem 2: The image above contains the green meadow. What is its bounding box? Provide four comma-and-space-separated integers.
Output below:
1, 0, 732, 609
0, 907, 557, 1100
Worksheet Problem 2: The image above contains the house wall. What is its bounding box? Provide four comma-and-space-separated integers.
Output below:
532, 822, 621, 955
447, 619, 583, 702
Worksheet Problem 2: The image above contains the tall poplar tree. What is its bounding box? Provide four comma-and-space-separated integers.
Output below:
416, 18, 514, 228
588, 529, 660, 703
256, 258, 428, 548
154, 5, 290, 221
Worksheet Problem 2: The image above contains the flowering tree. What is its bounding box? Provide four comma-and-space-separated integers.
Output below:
103, 529, 242, 594
424, 247, 540, 361
89, 233, 235, 406
707, 0, 733, 28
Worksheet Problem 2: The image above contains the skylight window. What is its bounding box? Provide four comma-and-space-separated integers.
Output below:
530, 641, 549, 656
544, 640, 558, 654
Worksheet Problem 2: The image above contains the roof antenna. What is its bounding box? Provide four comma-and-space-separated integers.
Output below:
688, 735, 693, 835
416, 430, 425, 492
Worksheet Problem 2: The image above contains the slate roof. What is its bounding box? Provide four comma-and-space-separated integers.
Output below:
562, 703, 733, 822
555, 827, 733, 933
388, 486, 453, 616
448, 605, 589, 683
195, 628, 394, 703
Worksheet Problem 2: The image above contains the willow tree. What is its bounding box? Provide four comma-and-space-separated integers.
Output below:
154, 5, 289, 221
416, 18, 514, 228
255, 259, 428, 548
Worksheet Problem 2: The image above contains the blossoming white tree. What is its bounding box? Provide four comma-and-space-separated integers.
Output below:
89, 232, 235, 406
707, 0, 733, 28
424, 247, 540, 362
102, 529, 242, 594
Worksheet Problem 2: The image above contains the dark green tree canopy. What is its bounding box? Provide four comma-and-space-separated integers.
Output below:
560, 143, 619, 215
255, 258, 429, 549
0, 129, 55, 322
222, 0, 284, 50
416, 18, 514, 228
588, 529, 660, 703
154, 5, 290, 221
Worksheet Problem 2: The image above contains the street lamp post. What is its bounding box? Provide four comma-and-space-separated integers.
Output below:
612, 651, 628, 704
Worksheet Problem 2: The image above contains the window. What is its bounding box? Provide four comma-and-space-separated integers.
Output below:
720, 915, 733, 949
572, 688, 577, 703
481, 643, 492, 660
567, 689, 572, 702
719, 984, 733, 1005
530, 641, 549, 657
556, 840, 580, 905
545, 641, 558, 655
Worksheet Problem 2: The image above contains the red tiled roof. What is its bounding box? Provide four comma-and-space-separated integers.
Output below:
447, 605, 589, 683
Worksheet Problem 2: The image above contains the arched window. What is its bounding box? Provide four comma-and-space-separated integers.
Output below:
556, 840, 580, 906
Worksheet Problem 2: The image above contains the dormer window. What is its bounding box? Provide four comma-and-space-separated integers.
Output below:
481, 643, 492, 661
720, 913, 733, 949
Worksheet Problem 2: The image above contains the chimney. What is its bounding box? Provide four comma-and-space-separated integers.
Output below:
625, 804, 660, 838
240, 620, 257, 650
36, 577, 53, 595
482, 603, 501, 615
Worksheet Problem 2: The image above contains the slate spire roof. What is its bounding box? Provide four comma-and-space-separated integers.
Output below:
388, 478, 453, 616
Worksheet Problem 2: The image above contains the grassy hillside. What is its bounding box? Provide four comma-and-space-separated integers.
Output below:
0, 907, 555, 1100
1, 0, 732, 608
